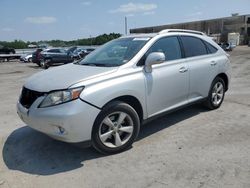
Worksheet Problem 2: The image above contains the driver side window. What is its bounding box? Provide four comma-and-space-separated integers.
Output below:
138, 36, 182, 65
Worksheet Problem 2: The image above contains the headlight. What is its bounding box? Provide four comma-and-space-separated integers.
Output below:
39, 87, 84, 108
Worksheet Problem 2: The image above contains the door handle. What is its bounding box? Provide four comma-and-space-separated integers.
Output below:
179, 67, 188, 73
210, 61, 217, 66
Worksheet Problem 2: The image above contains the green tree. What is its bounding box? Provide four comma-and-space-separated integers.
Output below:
0, 33, 122, 49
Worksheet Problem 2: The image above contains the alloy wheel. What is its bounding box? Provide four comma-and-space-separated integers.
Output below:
98, 111, 134, 148
211, 82, 224, 106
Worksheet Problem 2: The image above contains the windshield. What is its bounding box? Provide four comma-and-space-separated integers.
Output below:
78, 37, 150, 67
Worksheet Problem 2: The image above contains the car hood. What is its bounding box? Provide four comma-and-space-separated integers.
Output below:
24, 63, 118, 92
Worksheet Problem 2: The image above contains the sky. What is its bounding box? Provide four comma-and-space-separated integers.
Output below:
0, 0, 250, 41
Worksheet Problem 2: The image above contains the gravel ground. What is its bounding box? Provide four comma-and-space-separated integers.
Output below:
0, 46, 250, 188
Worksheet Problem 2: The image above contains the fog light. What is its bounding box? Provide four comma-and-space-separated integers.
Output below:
53, 125, 67, 135
58, 126, 65, 134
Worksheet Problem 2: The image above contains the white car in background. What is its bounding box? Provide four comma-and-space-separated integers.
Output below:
20, 53, 33, 63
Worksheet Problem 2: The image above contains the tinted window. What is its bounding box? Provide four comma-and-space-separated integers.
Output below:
181, 36, 208, 57
48, 49, 60, 53
204, 41, 218, 54
148, 37, 182, 61
59, 49, 66, 53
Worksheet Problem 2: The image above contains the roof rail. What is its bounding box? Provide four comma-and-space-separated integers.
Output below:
159, 29, 206, 36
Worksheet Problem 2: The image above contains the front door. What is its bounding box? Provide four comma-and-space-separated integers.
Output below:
144, 36, 189, 117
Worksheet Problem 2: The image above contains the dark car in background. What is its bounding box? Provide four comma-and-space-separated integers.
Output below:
40, 47, 76, 69
0, 45, 15, 54
32, 48, 43, 66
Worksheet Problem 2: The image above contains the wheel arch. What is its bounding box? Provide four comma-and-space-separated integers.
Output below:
216, 73, 229, 91
102, 95, 144, 122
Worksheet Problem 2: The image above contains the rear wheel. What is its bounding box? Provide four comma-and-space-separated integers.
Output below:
205, 77, 225, 110
92, 101, 140, 154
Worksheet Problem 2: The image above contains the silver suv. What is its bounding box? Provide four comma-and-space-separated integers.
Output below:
17, 29, 231, 154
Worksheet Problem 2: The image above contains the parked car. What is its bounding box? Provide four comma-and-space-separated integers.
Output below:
20, 53, 33, 63
72, 48, 96, 60
32, 48, 43, 66
218, 42, 234, 51
0, 45, 15, 54
17, 29, 231, 154
39, 47, 76, 69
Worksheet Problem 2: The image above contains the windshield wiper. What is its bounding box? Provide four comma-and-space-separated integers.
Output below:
81, 63, 116, 67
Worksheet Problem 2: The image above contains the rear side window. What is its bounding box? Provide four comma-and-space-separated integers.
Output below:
181, 36, 207, 58
204, 41, 218, 54
48, 49, 60, 53
148, 36, 182, 61
59, 49, 66, 53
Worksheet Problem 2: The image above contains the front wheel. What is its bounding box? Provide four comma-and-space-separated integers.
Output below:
92, 101, 140, 154
204, 77, 225, 110
40, 59, 50, 69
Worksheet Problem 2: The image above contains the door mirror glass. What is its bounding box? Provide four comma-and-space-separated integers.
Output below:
144, 52, 165, 73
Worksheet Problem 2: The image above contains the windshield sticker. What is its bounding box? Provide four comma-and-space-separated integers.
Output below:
133, 38, 150, 41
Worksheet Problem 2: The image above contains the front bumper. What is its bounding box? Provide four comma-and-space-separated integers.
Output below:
17, 97, 100, 143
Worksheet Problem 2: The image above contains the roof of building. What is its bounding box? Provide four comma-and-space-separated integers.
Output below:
130, 14, 250, 32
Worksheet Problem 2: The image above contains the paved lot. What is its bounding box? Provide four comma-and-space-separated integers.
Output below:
0, 46, 250, 188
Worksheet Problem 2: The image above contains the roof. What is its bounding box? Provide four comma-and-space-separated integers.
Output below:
120, 33, 157, 39
122, 29, 206, 38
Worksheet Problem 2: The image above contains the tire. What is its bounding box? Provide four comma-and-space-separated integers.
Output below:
28, 57, 32, 62
92, 101, 140, 154
37, 62, 41, 67
204, 77, 225, 110
41, 59, 50, 69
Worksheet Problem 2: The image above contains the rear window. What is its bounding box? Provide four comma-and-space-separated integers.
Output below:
181, 36, 208, 58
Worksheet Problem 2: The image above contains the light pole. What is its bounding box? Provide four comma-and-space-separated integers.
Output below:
125, 16, 128, 35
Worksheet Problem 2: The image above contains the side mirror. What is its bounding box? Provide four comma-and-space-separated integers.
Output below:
144, 52, 165, 73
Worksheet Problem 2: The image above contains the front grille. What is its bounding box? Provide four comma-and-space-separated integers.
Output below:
20, 87, 45, 109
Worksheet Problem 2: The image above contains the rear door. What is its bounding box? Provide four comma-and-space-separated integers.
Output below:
49, 49, 66, 63
46, 49, 59, 63
180, 36, 219, 102
58, 49, 69, 63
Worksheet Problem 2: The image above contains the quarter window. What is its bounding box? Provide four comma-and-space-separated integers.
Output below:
181, 36, 208, 58
204, 41, 218, 54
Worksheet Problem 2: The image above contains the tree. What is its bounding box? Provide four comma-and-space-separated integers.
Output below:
0, 33, 122, 49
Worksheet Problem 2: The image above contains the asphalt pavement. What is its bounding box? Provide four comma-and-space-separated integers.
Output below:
0, 46, 250, 188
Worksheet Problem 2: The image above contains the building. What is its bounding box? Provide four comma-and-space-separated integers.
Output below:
130, 14, 250, 45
